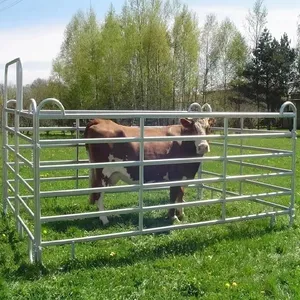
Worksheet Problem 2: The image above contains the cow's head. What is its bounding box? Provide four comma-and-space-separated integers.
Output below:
180, 117, 215, 156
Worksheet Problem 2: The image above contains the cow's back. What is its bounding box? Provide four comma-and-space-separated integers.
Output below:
84, 119, 199, 182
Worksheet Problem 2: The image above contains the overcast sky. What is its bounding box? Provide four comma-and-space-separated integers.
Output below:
0, 0, 299, 85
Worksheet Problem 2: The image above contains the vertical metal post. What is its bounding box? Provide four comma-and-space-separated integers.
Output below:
139, 117, 145, 232
1, 110, 8, 214
197, 164, 203, 200
14, 60, 23, 235
239, 118, 244, 195
33, 110, 42, 262
289, 113, 297, 226
28, 239, 33, 263
75, 119, 80, 189
222, 118, 229, 220
2, 65, 9, 214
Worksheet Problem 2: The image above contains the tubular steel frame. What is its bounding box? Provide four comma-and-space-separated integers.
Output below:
1, 58, 298, 263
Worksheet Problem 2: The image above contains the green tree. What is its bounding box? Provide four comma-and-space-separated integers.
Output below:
200, 14, 220, 102
217, 19, 248, 108
52, 9, 103, 110
244, 29, 296, 116
271, 34, 296, 104
172, 5, 200, 109
101, 6, 125, 109
245, 0, 268, 118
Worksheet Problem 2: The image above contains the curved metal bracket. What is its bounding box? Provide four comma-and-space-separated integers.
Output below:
29, 98, 37, 114
279, 101, 297, 114
6, 99, 17, 108
188, 102, 202, 112
188, 102, 213, 121
36, 98, 65, 115
201, 103, 212, 112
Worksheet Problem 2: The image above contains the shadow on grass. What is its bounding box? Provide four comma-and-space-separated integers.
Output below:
6, 218, 291, 281
44, 212, 173, 234
43, 196, 171, 233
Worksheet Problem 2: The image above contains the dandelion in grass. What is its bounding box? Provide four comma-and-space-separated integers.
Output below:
110, 251, 116, 257
225, 283, 230, 288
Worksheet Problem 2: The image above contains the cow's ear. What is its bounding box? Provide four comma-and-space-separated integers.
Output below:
180, 118, 193, 128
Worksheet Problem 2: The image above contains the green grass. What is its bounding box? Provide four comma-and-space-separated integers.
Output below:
1, 132, 300, 299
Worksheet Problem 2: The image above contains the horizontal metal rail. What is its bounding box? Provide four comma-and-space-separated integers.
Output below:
39, 172, 292, 198
153, 160, 291, 178
19, 173, 290, 192
213, 127, 284, 134
39, 152, 291, 171
244, 180, 291, 191
202, 185, 290, 210
33, 175, 88, 182
201, 170, 221, 177
40, 159, 88, 166
225, 153, 291, 160
18, 126, 82, 132
40, 190, 290, 223
11, 125, 290, 135
7, 161, 32, 169
38, 132, 292, 148
8, 195, 33, 200
228, 160, 291, 173
7, 143, 33, 149
39, 135, 223, 146
4, 107, 18, 114
41, 210, 290, 247
212, 141, 292, 154
28, 109, 296, 119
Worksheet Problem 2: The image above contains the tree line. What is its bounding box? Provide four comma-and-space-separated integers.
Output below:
1, 0, 300, 118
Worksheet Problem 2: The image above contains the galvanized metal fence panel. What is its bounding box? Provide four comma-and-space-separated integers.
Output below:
1, 58, 297, 263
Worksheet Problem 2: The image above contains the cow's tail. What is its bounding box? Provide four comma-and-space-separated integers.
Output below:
84, 119, 99, 151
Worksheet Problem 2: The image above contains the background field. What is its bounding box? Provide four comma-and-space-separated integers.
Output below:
1, 133, 300, 299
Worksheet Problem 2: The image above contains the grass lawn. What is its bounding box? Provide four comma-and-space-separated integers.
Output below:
1, 131, 300, 299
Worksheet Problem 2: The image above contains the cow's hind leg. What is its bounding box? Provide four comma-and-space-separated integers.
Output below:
97, 192, 109, 225
90, 167, 109, 225
89, 168, 99, 204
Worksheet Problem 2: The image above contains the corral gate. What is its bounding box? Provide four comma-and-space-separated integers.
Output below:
1, 58, 298, 263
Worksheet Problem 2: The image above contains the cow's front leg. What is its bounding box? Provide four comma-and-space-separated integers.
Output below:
169, 186, 183, 222
175, 187, 185, 220
97, 193, 109, 225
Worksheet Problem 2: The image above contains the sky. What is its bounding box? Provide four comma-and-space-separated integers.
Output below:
0, 0, 299, 85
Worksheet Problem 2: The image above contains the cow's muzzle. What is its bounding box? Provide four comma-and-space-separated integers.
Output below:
197, 142, 210, 155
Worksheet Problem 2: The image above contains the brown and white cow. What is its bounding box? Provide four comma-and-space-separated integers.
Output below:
84, 117, 214, 225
